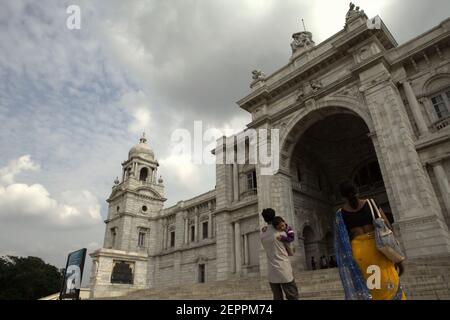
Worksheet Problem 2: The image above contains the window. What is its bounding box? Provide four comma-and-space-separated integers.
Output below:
297, 166, 302, 182
198, 264, 206, 283
141, 205, 147, 212
170, 231, 175, 247
139, 167, 149, 181
247, 170, 257, 190
111, 228, 117, 249
431, 89, 450, 119
111, 261, 134, 284
191, 225, 195, 242
138, 232, 145, 247
202, 221, 208, 239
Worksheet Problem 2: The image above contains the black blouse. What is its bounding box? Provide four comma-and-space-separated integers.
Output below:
341, 201, 374, 233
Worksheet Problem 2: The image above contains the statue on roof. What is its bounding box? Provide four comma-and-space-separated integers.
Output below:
291, 31, 315, 53
252, 70, 266, 81
346, 2, 365, 22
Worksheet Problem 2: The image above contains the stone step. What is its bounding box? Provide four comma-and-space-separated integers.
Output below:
102, 257, 450, 300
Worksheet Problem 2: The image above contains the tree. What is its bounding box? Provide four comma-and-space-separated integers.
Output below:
0, 256, 63, 300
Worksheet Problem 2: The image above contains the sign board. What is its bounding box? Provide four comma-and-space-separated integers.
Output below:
59, 248, 87, 300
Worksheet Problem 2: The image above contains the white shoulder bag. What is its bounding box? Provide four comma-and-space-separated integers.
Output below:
367, 199, 405, 263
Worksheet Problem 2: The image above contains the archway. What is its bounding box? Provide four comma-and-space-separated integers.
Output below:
302, 226, 317, 270
324, 231, 334, 257
286, 109, 392, 270
139, 167, 149, 182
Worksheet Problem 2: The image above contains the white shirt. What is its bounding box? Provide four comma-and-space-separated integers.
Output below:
260, 225, 294, 284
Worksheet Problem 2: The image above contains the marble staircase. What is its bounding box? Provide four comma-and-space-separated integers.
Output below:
101, 256, 450, 300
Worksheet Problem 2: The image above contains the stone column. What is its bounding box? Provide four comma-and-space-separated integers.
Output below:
183, 214, 189, 245
432, 161, 450, 214
402, 80, 428, 136
153, 169, 157, 183
208, 212, 213, 239
162, 220, 167, 250
234, 221, 242, 274
194, 210, 199, 242
233, 163, 239, 202
360, 64, 450, 257
243, 234, 249, 265
215, 212, 234, 280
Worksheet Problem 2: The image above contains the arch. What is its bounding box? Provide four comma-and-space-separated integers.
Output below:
139, 167, 149, 181
302, 225, 317, 270
278, 96, 374, 173
422, 73, 450, 97
324, 231, 334, 257
135, 186, 164, 200
303, 225, 315, 243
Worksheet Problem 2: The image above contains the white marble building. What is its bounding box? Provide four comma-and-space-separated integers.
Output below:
89, 6, 450, 298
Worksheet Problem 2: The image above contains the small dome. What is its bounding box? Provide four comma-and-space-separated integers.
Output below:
129, 133, 155, 160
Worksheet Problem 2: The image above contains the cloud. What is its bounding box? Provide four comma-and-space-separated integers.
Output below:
0, 155, 40, 185
0, 156, 102, 228
116, 90, 154, 135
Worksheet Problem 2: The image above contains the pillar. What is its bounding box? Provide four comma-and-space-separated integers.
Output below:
233, 163, 239, 202
184, 214, 189, 245
194, 211, 199, 242
243, 234, 249, 265
432, 161, 450, 215
162, 220, 167, 250
360, 63, 450, 258
234, 221, 242, 274
208, 212, 213, 239
402, 80, 428, 136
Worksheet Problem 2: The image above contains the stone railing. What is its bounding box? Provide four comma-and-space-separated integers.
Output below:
240, 189, 257, 200
431, 116, 450, 132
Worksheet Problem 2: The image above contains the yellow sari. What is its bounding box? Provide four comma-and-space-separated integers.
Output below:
351, 232, 406, 300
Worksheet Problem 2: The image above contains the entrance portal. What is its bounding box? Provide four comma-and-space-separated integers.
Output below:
289, 112, 392, 270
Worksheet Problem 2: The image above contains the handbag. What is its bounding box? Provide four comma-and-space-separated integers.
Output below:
366, 199, 405, 263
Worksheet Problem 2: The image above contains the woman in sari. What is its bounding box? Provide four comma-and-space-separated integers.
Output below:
334, 181, 406, 300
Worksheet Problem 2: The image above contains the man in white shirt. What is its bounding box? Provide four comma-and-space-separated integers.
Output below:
260, 208, 299, 300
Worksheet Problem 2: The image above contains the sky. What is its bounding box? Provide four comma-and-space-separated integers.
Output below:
0, 0, 449, 288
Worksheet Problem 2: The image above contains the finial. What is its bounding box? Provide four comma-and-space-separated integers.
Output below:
158, 175, 164, 184
140, 132, 147, 144
114, 177, 120, 185
302, 19, 306, 32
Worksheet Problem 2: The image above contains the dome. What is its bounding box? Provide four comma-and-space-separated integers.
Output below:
128, 133, 155, 160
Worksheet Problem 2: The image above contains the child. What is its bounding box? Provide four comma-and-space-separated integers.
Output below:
271, 216, 295, 256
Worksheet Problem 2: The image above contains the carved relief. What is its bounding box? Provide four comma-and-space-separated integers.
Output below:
333, 85, 361, 100
310, 79, 323, 91
296, 86, 305, 101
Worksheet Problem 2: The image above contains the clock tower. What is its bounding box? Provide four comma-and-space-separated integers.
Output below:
90, 133, 166, 297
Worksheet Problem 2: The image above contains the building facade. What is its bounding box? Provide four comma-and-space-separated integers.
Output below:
90, 6, 450, 298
